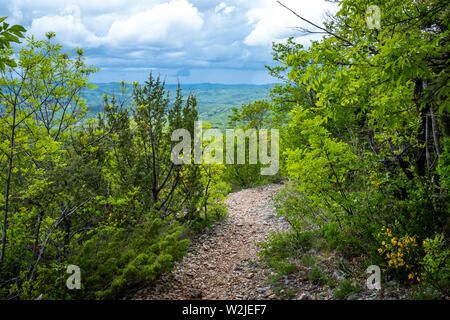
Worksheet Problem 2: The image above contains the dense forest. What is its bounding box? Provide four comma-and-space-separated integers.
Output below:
80, 83, 274, 127
0, 0, 449, 300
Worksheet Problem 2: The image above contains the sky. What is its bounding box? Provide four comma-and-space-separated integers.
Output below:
0, 0, 338, 84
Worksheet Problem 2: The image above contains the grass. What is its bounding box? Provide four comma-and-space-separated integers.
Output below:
333, 279, 362, 300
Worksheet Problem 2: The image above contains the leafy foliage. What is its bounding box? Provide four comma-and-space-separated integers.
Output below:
0, 17, 26, 70
262, 0, 449, 297
224, 100, 281, 187
0, 32, 228, 299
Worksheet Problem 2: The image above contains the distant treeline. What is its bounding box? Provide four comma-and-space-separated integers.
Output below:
81, 83, 275, 126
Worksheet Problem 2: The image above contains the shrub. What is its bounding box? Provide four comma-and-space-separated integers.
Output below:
257, 232, 302, 280
420, 234, 450, 295
333, 279, 362, 300
70, 217, 189, 299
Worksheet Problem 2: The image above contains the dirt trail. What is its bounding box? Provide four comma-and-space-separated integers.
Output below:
134, 184, 289, 300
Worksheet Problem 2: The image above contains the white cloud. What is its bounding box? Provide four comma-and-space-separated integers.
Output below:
105, 0, 203, 47
27, 0, 203, 48
223, 6, 235, 14
29, 5, 101, 47
215, 2, 235, 15
215, 2, 226, 13
7, 0, 24, 24
0, 0, 336, 83
244, 0, 338, 46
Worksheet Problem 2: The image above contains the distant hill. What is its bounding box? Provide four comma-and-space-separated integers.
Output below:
81, 83, 275, 126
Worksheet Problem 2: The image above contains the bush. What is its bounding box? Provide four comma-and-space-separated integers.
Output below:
420, 234, 450, 295
333, 279, 362, 300
70, 217, 189, 299
257, 232, 302, 280
262, 0, 449, 299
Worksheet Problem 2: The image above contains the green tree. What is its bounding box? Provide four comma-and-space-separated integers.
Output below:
225, 100, 277, 187
270, 0, 449, 293
0, 17, 26, 70
0, 16, 26, 277
0, 32, 97, 294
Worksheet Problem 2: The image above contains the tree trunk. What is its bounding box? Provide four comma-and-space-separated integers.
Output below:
430, 107, 442, 156
0, 103, 17, 276
426, 113, 432, 170
414, 79, 428, 177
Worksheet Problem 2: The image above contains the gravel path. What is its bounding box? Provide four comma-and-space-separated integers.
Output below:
134, 184, 290, 300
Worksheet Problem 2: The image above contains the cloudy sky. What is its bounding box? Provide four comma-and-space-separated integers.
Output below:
0, 0, 338, 84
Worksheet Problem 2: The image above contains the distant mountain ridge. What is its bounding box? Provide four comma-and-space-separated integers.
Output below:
81, 82, 275, 126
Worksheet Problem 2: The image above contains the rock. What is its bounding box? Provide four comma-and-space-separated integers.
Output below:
189, 289, 202, 299
298, 293, 309, 300
132, 184, 290, 301
257, 286, 271, 293
346, 294, 359, 300
333, 270, 345, 281
387, 280, 397, 287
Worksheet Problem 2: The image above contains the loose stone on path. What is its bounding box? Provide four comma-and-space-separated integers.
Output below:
133, 184, 290, 300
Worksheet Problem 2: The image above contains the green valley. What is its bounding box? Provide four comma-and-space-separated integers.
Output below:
81, 83, 275, 127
